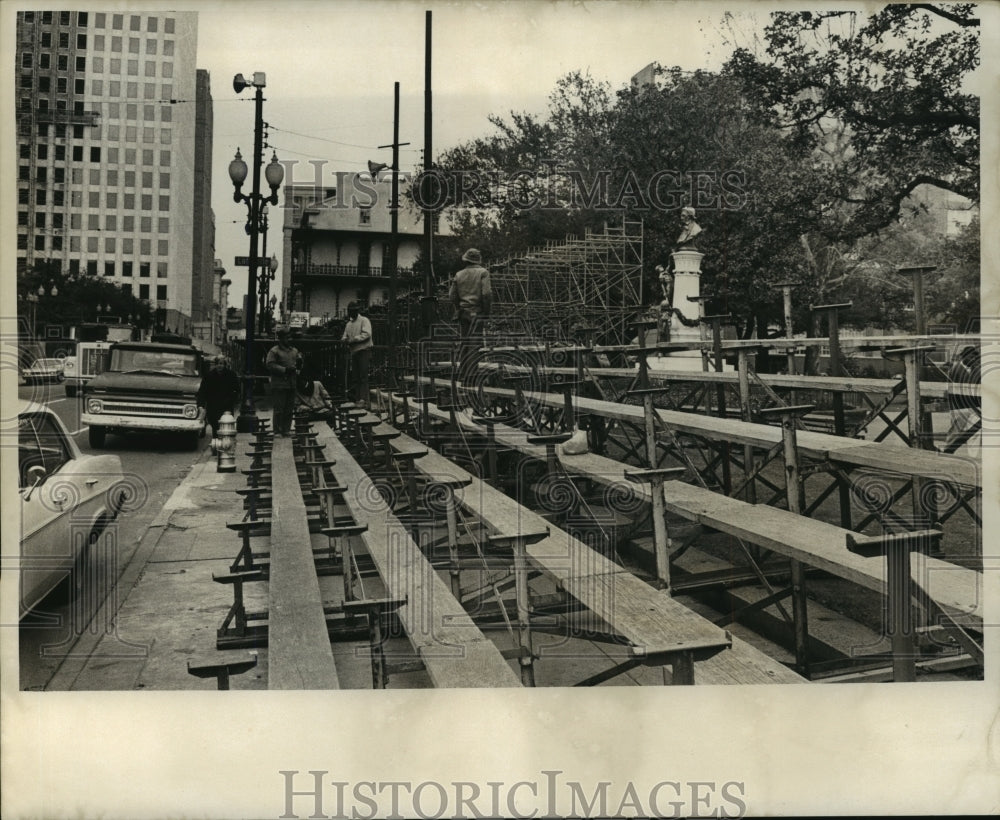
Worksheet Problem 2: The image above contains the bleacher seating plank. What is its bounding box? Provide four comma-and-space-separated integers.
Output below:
268, 436, 340, 689
314, 428, 522, 688
397, 397, 981, 625
403, 437, 808, 684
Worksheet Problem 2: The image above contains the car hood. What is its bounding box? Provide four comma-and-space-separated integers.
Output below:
87, 371, 202, 396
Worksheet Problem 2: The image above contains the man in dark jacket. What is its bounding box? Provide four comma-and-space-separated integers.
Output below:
199, 356, 242, 438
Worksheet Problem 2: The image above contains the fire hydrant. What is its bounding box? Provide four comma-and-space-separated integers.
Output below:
216, 410, 237, 473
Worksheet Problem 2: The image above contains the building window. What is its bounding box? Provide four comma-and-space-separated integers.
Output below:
90, 146, 101, 162
144, 83, 155, 99
89, 169, 100, 185
106, 215, 117, 231
165, 18, 175, 33
158, 240, 169, 256
35, 236, 46, 251
123, 193, 135, 209
107, 170, 118, 187
160, 128, 171, 145
53, 190, 64, 207
94, 36, 104, 52
113, 14, 123, 29
92, 79, 103, 94
87, 260, 98, 276
17, 236, 27, 250
35, 213, 46, 229
108, 124, 120, 140
126, 103, 137, 120
140, 216, 152, 232
158, 218, 169, 232
126, 125, 137, 141
141, 194, 152, 211
143, 126, 154, 143
160, 150, 170, 166
35, 189, 46, 205
140, 239, 152, 255
162, 62, 173, 79
77, 34, 87, 49
123, 238, 133, 254
142, 148, 153, 165
17, 211, 27, 226
107, 191, 117, 207
60, 11, 70, 25
72, 145, 83, 162
163, 40, 174, 56
122, 261, 133, 277
161, 83, 173, 99
161, 105, 172, 122
41, 32, 51, 48
140, 263, 150, 278
359, 209, 371, 225
145, 61, 155, 77
55, 144, 65, 161
139, 284, 150, 300
70, 211, 81, 227
76, 57, 85, 71
57, 54, 67, 70
160, 172, 170, 188
105, 237, 116, 253
75, 78, 85, 94
59, 31, 69, 49
95, 12, 105, 27
111, 37, 121, 53
123, 216, 134, 232
159, 195, 169, 211
105, 262, 116, 277
87, 236, 98, 253
156, 284, 167, 301
122, 283, 133, 297
147, 17, 157, 32
39, 53, 51, 69
146, 39, 157, 54
18, 166, 29, 181
127, 60, 138, 76
88, 214, 99, 230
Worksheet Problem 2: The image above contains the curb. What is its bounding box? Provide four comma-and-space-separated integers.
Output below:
45, 442, 224, 691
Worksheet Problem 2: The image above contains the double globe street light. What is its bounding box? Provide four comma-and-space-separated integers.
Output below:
227, 71, 284, 432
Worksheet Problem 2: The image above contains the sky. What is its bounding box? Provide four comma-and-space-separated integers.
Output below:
196, 0, 752, 309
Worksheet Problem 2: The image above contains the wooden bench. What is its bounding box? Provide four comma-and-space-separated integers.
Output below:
372, 423, 801, 685
267, 436, 340, 689
313, 426, 522, 688
383, 395, 982, 674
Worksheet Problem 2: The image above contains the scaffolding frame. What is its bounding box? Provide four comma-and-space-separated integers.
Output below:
490, 218, 644, 344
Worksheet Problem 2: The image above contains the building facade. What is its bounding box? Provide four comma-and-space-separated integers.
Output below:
15, 10, 211, 331
282, 173, 445, 325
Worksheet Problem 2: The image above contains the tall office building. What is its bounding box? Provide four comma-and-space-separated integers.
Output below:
15, 10, 212, 332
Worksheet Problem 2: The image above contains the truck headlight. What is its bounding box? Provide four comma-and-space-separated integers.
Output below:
87, 398, 103, 414
182, 404, 198, 419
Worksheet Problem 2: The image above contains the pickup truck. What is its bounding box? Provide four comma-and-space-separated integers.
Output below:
82, 341, 207, 449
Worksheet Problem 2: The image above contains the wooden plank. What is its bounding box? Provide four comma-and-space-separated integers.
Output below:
268, 436, 340, 690
398, 398, 981, 626
451, 382, 980, 488
477, 361, 962, 399
313, 427, 521, 688
406, 440, 743, 665
658, 480, 982, 623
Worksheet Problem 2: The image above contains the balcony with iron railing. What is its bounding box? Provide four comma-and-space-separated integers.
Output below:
292, 262, 417, 280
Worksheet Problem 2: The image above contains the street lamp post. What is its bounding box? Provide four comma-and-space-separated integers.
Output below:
228, 71, 284, 433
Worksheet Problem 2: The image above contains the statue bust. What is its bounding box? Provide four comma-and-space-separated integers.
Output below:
675, 206, 702, 249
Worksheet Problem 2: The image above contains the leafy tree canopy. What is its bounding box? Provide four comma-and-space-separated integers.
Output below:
724, 4, 979, 240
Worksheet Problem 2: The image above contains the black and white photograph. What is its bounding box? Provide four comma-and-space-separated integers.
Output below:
2, 1, 997, 817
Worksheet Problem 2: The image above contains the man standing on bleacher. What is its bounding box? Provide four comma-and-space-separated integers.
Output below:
342, 301, 373, 409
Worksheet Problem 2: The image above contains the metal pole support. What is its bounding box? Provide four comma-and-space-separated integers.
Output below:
846, 526, 943, 682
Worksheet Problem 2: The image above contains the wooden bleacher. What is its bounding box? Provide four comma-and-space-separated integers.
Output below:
313, 425, 523, 688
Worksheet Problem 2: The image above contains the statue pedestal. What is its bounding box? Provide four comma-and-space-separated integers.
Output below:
663, 250, 705, 369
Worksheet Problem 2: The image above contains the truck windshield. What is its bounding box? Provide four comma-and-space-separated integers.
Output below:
111, 349, 198, 376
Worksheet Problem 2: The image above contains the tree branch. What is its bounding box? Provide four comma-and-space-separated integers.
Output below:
910, 4, 979, 27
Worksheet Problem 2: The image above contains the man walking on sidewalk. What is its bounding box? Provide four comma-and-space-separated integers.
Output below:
341, 301, 373, 408
265, 327, 302, 435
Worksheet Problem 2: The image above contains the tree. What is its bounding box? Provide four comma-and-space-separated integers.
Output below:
725, 4, 980, 241
17, 260, 154, 331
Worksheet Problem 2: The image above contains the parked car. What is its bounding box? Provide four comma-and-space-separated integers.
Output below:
82, 341, 207, 449
17, 399, 127, 620
22, 357, 65, 384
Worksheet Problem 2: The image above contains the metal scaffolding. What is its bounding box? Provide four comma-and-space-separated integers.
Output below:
490, 218, 644, 344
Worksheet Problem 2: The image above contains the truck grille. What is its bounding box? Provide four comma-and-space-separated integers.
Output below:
102, 401, 186, 416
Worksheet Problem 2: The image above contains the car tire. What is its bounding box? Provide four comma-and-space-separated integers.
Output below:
56, 373, 65, 383
89, 426, 107, 448
65, 385, 77, 397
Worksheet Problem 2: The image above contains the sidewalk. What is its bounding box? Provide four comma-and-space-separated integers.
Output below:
49, 432, 272, 690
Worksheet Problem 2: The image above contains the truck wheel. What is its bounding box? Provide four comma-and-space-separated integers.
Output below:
89, 426, 107, 448
65, 385, 77, 397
